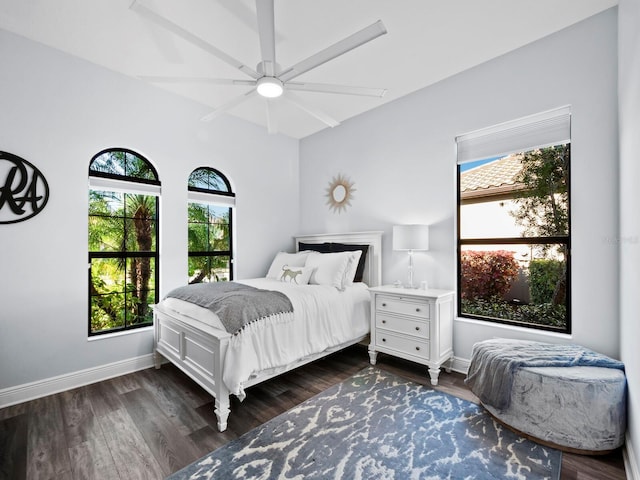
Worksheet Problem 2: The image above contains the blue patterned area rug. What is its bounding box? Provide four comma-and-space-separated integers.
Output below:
169, 367, 561, 480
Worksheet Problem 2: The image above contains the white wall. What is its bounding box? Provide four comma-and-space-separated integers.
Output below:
300, 9, 620, 360
0, 29, 299, 390
460, 199, 536, 263
618, 0, 640, 474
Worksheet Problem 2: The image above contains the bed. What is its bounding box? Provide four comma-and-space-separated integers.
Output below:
152, 231, 382, 431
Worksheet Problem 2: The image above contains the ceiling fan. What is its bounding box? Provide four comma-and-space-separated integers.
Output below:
130, 0, 388, 133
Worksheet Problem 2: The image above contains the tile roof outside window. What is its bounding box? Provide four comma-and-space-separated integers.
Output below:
460, 154, 525, 199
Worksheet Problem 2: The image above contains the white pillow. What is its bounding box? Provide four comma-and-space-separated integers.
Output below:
343, 250, 363, 286
277, 265, 314, 285
266, 251, 310, 279
305, 251, 353, 290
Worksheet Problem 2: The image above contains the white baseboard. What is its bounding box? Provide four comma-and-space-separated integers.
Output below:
0, 354, 156, 409
625, 434, 640, 480
450, 355, 470, 375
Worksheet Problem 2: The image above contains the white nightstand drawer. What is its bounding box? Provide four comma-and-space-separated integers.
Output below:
376, 313, 429, 339
376, 330, 430, 360
376, 295, 429, 319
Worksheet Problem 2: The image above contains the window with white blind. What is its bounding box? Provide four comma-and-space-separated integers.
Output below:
456, 107, 571, 332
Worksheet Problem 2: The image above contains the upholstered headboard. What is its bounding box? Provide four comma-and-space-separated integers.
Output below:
294, 231, 383, 287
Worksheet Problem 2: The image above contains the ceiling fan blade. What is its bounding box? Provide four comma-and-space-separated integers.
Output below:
283, 92, 340, 128
216, 0, 259, 34
130, 0, 260, 79
286, 82, 387, 98
255, 0, 276, 76
139, 75, 255, 87
201, 89, 257, 122
216, 0, 285, 43
279, 20, 387, 83
265, 99, 278, 134
139, 16, 183, 64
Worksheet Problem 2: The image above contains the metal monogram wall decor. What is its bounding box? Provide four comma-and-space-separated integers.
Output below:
0, 151, 50, 224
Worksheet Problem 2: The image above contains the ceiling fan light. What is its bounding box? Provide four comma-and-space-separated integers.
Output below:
256, 77, 284, 98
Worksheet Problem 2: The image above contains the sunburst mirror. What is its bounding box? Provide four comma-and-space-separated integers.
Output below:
326, 174, 356, 213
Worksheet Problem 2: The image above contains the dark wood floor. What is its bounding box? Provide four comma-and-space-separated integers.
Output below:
0, 345, 626, 479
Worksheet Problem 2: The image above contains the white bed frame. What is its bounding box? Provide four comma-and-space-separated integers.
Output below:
153, 231, 383, 431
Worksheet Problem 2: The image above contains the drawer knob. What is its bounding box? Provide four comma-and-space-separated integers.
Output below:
415, 326, 420, 331
382, 338, 386, 342
382, 303, 387, 307
416, 308, 421, 312
415, 346, 420, 351
382, 320, 386, 324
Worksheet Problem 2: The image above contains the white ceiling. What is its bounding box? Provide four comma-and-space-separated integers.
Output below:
0, 0, 617, 138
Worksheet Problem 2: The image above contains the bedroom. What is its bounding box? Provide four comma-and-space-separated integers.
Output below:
0, 0, 638, 479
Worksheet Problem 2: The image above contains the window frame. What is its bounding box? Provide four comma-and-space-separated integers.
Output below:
455, 108, 572, 334
187, 167, 235, 283
88, 148, 160, 337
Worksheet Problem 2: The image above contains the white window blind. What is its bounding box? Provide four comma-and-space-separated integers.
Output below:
89, 176, 161, 196
456, 106, 571, 164
188, 190, 236, 206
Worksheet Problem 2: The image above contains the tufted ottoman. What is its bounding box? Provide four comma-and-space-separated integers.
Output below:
466, 339, 627, 454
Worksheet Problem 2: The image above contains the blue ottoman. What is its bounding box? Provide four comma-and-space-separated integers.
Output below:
482, 364, 626, 453
466, 339, 627, 454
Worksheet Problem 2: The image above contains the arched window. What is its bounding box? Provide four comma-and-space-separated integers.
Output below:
187, 167, 235, 283
88, 149, 160, 336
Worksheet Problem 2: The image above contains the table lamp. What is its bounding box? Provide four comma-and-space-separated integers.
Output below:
393, 224, 429, 288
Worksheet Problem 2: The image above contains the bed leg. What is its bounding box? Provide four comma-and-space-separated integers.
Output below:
215, 397, 230, 432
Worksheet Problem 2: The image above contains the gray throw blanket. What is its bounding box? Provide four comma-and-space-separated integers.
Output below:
465, 338, 625, 410
166, 282, 293, 334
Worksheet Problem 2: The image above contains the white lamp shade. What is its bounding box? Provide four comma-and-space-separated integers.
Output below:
393, 224, 429, 251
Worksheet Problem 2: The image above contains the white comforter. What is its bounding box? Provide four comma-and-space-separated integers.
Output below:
160, 278, 370, 399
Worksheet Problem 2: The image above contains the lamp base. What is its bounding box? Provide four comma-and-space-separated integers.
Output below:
407, 250, 415, 289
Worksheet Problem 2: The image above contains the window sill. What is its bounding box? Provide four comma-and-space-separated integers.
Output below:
455, 316, 572, 340
87, 325, 153, 342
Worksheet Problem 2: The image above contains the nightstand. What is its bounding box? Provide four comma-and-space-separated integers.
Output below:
368, 285, 454, 385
